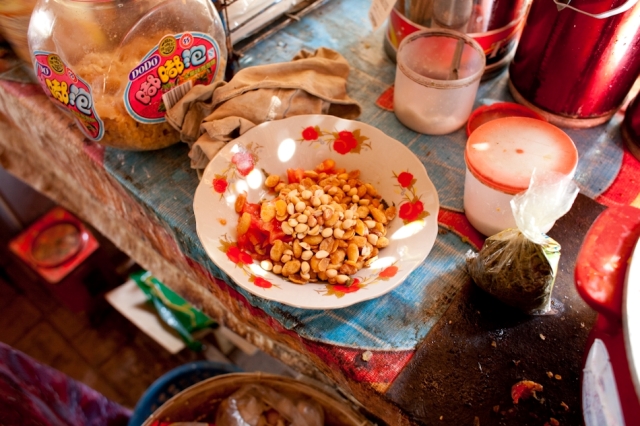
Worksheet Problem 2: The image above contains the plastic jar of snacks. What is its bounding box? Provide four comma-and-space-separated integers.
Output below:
27, 0, 227, 150
464, 117, 578, 236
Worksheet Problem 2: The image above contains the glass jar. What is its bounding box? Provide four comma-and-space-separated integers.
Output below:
28, 0, 227, 150
0, 0, 38, 63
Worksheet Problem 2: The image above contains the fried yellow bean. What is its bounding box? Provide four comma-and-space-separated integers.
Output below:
265, 174, 280, 188
237, 212, 251, 236
235, 193, 246, 213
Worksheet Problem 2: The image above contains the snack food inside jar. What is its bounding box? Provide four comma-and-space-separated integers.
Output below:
74, 39, 178, 151
75, 32, 226, 150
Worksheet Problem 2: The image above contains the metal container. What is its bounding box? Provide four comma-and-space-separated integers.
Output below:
622, 94, 640, 160
384, 0, 529, 80
509, 0, 640, 128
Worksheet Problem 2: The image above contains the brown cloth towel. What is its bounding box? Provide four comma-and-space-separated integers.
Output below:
165, 47, 361, 175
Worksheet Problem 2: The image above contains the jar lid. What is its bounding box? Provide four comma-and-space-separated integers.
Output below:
465, 117, 578, 194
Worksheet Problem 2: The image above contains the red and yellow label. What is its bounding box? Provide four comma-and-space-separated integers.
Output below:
33, 52, 104, 141
386, 8, 527, 67
124, 32, 222, 123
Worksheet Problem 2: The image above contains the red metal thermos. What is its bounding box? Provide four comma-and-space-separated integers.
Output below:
622, 94, 640, 160
508, 0, 640, 128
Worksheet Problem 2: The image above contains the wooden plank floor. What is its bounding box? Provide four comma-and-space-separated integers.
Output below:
0, 246, 295, 411
0, 157, 296, 414
0, 270, 208, 408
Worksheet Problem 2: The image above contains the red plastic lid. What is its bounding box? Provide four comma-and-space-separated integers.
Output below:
466, 102, 546, 136
465, 117, 578, 194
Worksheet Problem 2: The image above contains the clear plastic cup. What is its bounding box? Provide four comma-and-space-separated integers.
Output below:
394, 29, 485, 135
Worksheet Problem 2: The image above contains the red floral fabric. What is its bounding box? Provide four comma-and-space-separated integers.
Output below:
0, 342, 131, 426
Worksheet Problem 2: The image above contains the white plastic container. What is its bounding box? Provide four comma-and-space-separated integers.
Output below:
393, 29, 485, 135
463, 117, 578, 236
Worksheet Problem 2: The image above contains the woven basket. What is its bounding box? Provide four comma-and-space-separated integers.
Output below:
142, 372, 371, 426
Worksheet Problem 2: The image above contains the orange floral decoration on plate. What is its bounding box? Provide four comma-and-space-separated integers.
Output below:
217, 234, 278, 290
316, 262, 400, 298
393, 170, 430, 224
299, 126, 372, 155
211, 142, 262, 197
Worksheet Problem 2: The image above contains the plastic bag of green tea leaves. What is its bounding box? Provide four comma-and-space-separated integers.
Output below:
466, 170, 579, 315
131, 270, 216, 351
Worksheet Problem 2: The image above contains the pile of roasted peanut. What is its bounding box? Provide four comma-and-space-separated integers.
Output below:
236, 164, 396, 286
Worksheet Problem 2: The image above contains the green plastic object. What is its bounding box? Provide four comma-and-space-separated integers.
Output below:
131, 270, 216, 351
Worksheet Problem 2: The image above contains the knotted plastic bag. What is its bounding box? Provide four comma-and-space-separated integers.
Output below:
466, 170, 579, 314
216, 384, 324, 426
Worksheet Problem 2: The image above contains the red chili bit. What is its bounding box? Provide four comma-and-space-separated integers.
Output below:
511, 380, 543, 404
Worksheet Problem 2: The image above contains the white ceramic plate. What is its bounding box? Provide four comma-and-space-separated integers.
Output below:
623, 235, 640, 398
193, 115, 439, 309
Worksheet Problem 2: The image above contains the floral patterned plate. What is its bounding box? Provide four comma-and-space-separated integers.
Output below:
193, 115, 439, 309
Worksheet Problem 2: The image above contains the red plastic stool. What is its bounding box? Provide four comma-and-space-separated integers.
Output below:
8, 206, 106, 312
575, 205, 640, 425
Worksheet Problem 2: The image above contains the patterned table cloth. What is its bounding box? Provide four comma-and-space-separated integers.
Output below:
100, 0, 639, 389
0, 0, 638, 423
0, 342, 130, 426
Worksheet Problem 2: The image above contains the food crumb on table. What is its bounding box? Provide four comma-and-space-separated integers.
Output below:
362, 350, 372, 361
511, 380, 543, 404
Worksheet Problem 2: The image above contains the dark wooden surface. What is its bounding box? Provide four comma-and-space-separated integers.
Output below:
388, 194, 605, 425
